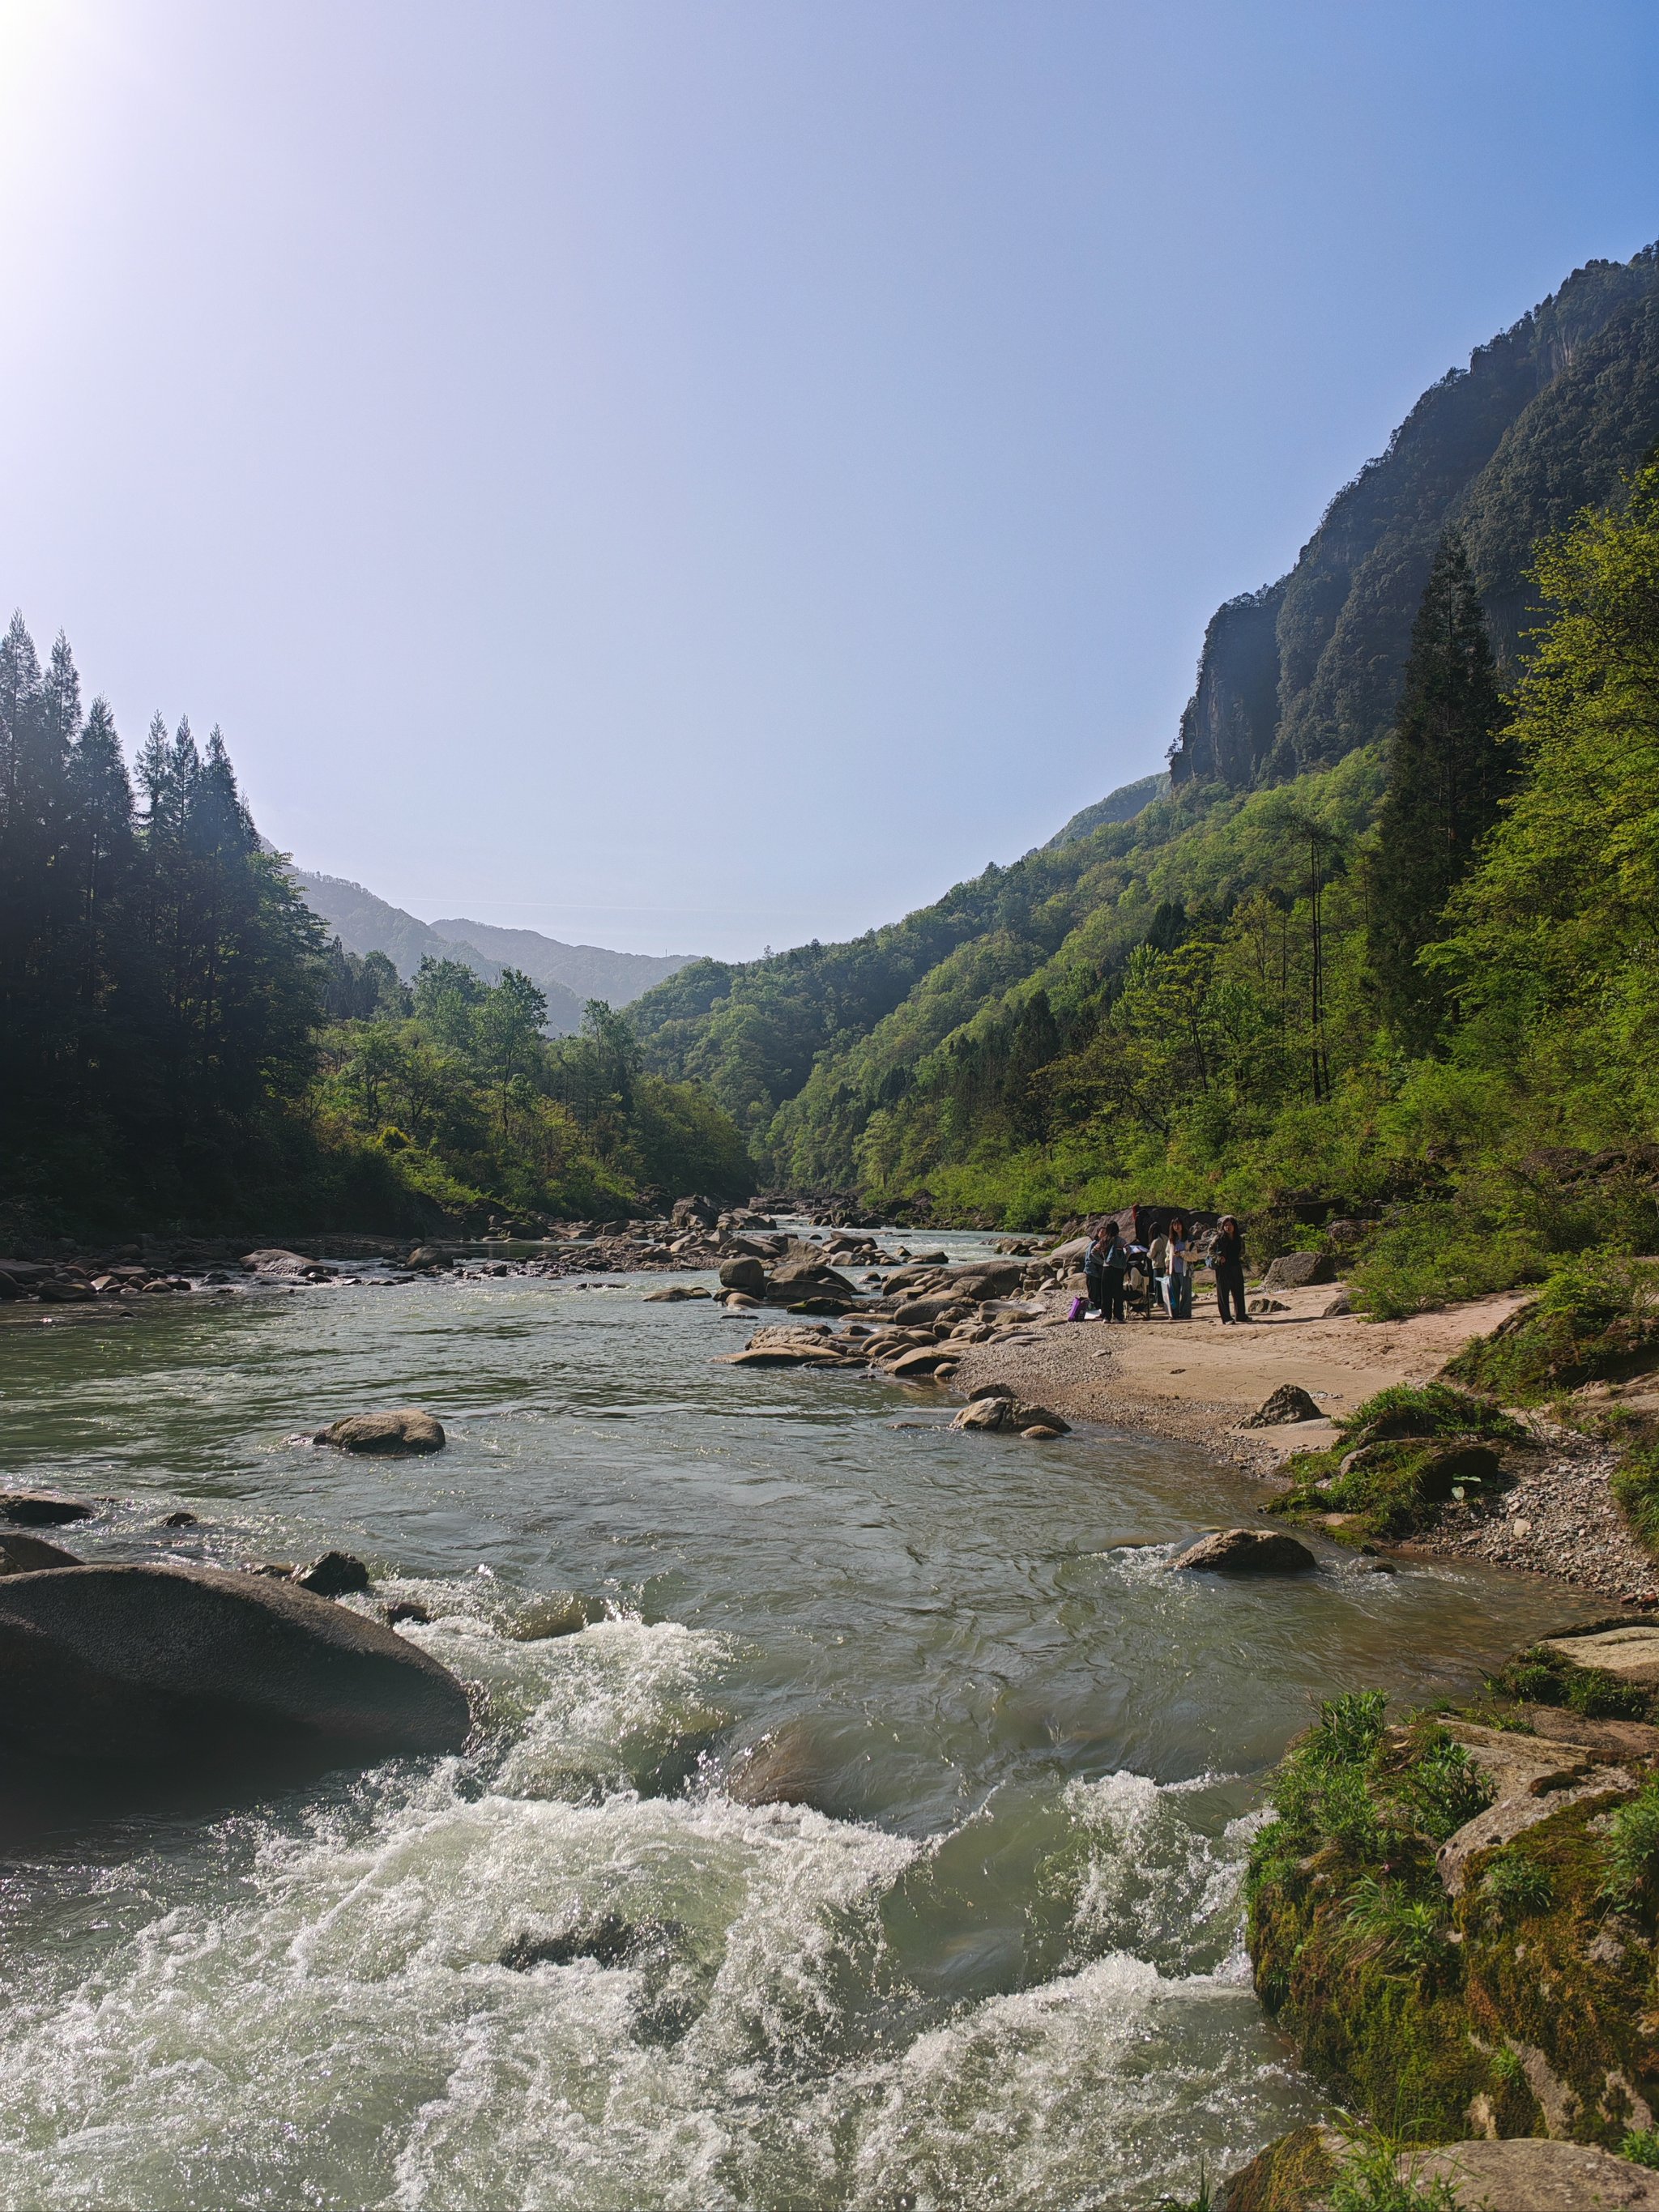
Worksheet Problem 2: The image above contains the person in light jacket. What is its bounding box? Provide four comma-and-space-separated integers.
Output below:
1161, 1218, 1193, 1319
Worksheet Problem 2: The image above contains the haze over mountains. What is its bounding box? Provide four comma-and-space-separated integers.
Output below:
293, 869, 695, 1034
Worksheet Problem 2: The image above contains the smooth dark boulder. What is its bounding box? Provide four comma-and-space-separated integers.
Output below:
719, 1255, 767, 1292
1242, 1383, 1326, 1427
0, 1563, 470, 1763
1168, 1528, 1318, 1575
0, 1493, 94, 1526
313, 1409, 446, 1455
0, 1532, 81, 1574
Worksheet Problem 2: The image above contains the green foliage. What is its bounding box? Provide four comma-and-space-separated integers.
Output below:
1367, 531, 1513, 1050
1445, 1255, 1659, 1404
1489, 1644, 1651, 1721
1622, 2129, 1659, 2170
1613, 1439, 1659, 1556
1337, 1384, 1521, 1447
1601, 1779, 1659, 1906
1247, 1679, 1659, 2148
0, 612, 753, 1233
1327, 2140, 1461, 2212
1481, 1848, 1556, 1921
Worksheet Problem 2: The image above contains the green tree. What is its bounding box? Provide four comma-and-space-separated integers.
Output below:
1367, 534, 1510, 1049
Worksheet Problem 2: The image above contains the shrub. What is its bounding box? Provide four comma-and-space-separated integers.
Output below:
1328, 2139, 1462, 2212
1446, 1255, 1659, 1404
1613, 1438, 1659, 1556
1601, 1779, 1659, 1906
1491, 1645, 1651, 1720
1337, 1383, 1521, 1449
1623, 2130, 1659, 2171
1351, 1213, 1554, 1322
1482, 1850, 1556, 1920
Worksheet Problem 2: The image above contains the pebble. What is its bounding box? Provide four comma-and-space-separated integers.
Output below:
1426, 1443, 1659, 1606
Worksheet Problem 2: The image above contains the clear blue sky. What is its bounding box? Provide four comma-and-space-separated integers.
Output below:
2, 2, 1656, 958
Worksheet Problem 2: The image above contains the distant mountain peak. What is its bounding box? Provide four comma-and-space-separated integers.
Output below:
290, 869, 697, 1032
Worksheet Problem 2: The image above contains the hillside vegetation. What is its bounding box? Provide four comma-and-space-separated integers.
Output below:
628, 244, 1659, 1308
0, 638, 748, 1236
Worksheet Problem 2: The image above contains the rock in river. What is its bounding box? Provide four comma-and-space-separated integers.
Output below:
292, 1549, 373, 1597
313, 1409, 446, 1455
0, 1532, 81, 1574
0, 1563, 470, 1763
0, 1492, 94, 1525
1168, 1528, 1317, 1575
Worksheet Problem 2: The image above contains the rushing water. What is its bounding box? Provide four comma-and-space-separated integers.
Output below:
0, 1239, 1592, 2210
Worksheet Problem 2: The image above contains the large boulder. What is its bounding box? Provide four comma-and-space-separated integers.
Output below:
1241, 1383, 1326, 1427
1168, 1528, 1317, 1575
0, 1532, 81, 1574
1219, 2129, 1659, 2212
766, 1251, 858, 1295
719, 1255, 768, 1292
313, 1409, 446, 1455
241, 1247, 334, 1279
0, 1492, 93, 1525
1260, 1251, 1337, 1290
0, 1563, 470, 1762
671, 1195, 719, 1229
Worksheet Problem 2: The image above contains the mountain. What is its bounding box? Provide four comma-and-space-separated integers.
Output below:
425, 918, 693, 1010
292, 870, 696, 1034
628, 241, 1659, 1209
1043, 773, 1168, 849
1171, 244, 1659, 786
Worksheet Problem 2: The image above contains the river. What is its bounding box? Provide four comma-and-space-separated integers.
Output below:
0, 1235, 1588, 2210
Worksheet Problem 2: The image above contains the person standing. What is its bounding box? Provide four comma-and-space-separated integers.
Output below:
1163, 1218, 1193, 1319
1084, 1222, 1111, 1317
1098, 1220, 1128, 1322
1210, 1214, 1248, 1323
1147, 1225, 1169, 1316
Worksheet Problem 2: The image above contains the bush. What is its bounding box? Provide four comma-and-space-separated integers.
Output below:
1613, 1438, 1659, 1556
1482, 1849, 1556, 1920
1337, 1383, 1521, 1448
1351, 1212, 1554, 1321
1601, 1779, 1659, 1905
1445, 1255, 1659, 1404
1491, 1645, 1651, 1720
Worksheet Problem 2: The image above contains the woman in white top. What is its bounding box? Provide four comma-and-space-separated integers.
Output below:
1162, 1219, 1193, 1319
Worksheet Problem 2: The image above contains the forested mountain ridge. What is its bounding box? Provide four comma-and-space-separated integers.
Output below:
293, 868, 693, 1030
628, 243, 1659, 1243
0, 626, 748, 1234
1171, 242, 1659, 786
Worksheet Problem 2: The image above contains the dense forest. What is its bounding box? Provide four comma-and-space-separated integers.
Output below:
628, 244, 1659, 1311
0, 628, 749, 1237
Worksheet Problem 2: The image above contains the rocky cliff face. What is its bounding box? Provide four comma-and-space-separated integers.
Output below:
1170, 244, 1659, 788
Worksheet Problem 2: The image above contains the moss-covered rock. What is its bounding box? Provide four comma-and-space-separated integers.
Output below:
1444, 1258, 1659, 1406
1265, 1385, 1523, 1542
1246, 1689, 1659, 2148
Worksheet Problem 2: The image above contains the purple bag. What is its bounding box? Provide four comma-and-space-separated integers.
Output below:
1068, 1295, 1088, 1321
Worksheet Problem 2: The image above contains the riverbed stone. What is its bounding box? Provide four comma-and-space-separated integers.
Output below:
1540, 1623, 1659, 1687
1260, 1251, 1337, 1290
0, 1492, 94, 1525
313, 1409, 446, 1455
0, 1532, 82, 1574
1168, 1528, 1317, 1575
1220, 2129, 1659, 2212
293, 1550, 373, 1597
1241, 1383, 1325, 1427
718, 1255, 767, 1292
0, 1562, 471, 1763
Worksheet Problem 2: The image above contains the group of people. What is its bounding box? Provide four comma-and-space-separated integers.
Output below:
1081, 1213, 1249, 1324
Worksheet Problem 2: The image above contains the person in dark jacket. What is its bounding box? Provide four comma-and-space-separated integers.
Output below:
1084, 1223, 1111, 1317
1210, 1215, 1248, 1323
1095, 1221, 1128, 1322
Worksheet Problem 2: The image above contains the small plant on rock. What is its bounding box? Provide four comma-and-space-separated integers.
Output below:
1328, 2137, 1462, 2212
1622, 2129, 1659, 2171
1481, 1849, 1555, 1921
1601, 1779, 1659, 1907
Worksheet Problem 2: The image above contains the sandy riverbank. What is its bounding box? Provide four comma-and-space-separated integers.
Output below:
947, 1278, 1659, 1608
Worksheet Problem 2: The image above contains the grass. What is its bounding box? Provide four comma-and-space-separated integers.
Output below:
1245, 1686, 1659, 2147
1491, 1645, 1653, 1720
1613, 1438, 1659, 1557
1266, 1383, 1522, 1542
1445, 1254, 1659, 1404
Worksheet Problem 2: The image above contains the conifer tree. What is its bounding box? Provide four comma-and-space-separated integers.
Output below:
1367, 533, 1511, 1049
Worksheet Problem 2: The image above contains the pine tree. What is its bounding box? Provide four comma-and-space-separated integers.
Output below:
1367, 533, 1511, 1048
